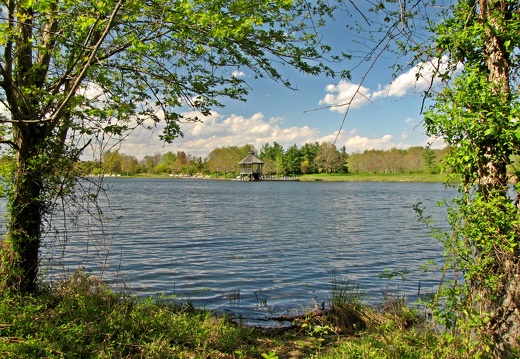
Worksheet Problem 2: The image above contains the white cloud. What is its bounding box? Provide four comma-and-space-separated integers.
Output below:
80, 107, 436, 161
115, 111, 321, 159
319, 81, 372, 112
373, 70, 416, 99
328, 132, 419, 153
373, 57, 462, 99
231, 70, 246, 78
425, 136, 446, 149
344, 134, 395, 150
320, 57, 462, 113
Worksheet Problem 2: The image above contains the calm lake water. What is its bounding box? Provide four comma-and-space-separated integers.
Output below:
37, 178, 453, 325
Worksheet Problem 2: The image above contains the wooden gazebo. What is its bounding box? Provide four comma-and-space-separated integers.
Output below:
238, 150, 264, 181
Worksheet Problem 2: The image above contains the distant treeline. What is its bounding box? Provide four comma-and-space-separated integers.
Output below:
77, 142, 448, 177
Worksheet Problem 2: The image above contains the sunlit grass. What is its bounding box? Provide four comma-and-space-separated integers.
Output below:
298, 173, 448, 183
0, 270, 475, 358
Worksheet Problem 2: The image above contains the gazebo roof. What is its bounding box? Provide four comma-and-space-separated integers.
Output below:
238, 150, 264, 165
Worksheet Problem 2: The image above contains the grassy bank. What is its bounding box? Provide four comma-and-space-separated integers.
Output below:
0, 271, 474, 359
298, 173, 448, 183
115, 172, 449, 183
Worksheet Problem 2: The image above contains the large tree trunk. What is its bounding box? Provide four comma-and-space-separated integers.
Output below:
477, 0, 520, 356
489, 261, 520, 357
2, 123, 46, 293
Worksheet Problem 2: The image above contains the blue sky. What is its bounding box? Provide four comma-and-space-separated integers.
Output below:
115, 4, 447, 160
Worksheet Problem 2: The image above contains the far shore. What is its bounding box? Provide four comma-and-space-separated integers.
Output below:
297, 173, 448, 183
100, 172, 450, 183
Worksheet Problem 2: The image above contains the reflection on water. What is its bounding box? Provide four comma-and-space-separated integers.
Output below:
17, 178, 454, 323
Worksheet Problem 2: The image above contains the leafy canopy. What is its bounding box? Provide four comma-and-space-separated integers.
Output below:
0, 0, 346, 143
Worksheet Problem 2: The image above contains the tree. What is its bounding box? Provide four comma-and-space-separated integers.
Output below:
172, 151, 190, 174
207, 145, 249, 178
0, 0, 343, 293
103, 150, 123, 174
300, 142, 320, 173
207, 147, 225, 177
315, 142, 342, 173
421, 144, 437, 174
142, 153, 162, 174
412, 0, 520, 355
347, 152, 363, 174
338, 146, 349, 173
260, 142, 285, 177
151, 151, 176, 174
161, 151, 178, 173
284, 144, 302, 175
120, 154, 139, 176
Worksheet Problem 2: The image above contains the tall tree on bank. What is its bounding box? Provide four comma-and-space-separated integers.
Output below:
408, 0, 519, 355
429, 1, 519, 355
342, 0, 518, 354
0, 0, 345, 293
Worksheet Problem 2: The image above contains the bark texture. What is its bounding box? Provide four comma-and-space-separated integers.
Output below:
477, 1, 519, 356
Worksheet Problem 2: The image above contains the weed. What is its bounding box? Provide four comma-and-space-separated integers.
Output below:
261, 351, 279, 359
227, 287, 241, 303
327, 273, 366, 333
381, 285, 423, 328
0, 270, 250, 358
254, 289, 268, 306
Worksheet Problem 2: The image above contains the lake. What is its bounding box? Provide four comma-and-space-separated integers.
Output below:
38, 178, 452, 325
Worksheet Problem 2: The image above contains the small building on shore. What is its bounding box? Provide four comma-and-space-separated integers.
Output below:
238, 150, 264, 181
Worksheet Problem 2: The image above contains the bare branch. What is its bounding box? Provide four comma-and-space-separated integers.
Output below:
331, 35, 393, 145
348, 0, 371, 26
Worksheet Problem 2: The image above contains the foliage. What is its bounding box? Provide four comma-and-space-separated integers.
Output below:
348, 147, 446, 174
0, 270, 251, 358
422, 144, 439, 174
315, 142, 348, 174
0, 270, 487, 359
400, 0, 520, 356
67, 142, 449, 177
349, 0, 520, 354
260, 142, 286, 176
207, 145, 252, 178
327, 273, 366, 333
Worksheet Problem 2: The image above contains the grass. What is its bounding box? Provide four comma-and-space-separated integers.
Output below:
0, 270, 479, 358
298, 173, 448, 183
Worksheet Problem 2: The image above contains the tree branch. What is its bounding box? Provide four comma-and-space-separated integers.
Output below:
0, 138, 19, 151
46, 0, 125, 124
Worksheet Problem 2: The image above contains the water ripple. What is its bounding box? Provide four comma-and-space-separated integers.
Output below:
42, 178, 453, 322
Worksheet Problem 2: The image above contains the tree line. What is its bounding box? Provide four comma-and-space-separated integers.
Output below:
79, 142, 447, 177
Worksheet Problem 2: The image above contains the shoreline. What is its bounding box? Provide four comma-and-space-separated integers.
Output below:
96, 172, 449, 183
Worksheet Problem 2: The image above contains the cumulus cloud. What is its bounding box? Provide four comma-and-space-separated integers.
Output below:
321, 57, 461, 113
115, 111, 321, 159
319, 81, 372, 112
344, 134, 395, 150
326, 132, 417, 153
372, 59, 453, 99
82, 107, 433, 161
425, 136, 446, 149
